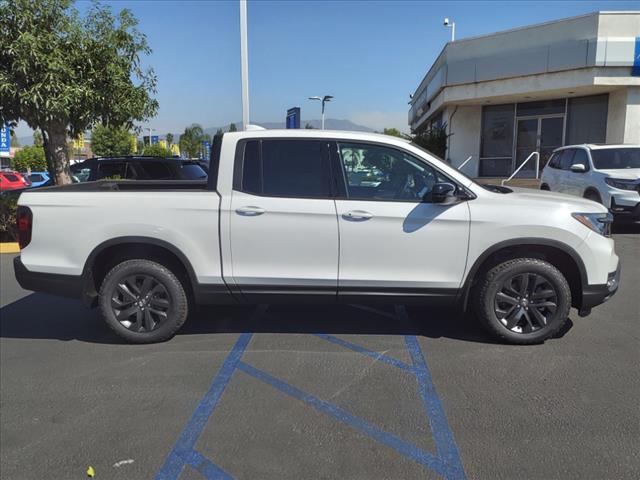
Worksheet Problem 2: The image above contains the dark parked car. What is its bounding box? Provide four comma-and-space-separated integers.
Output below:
70, 156, 208, 182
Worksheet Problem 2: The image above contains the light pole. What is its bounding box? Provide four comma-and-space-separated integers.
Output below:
308, 95, 333, 130
239, 0, 250, 130
443, 17, 455, 42
146, 127, 156, 146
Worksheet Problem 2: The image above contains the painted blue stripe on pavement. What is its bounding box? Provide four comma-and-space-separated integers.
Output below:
155, 332, 254, 480
314, 333, 413, 372
404, 334, 466, 480
237, 361, 448, 476
182, 450, 233, 480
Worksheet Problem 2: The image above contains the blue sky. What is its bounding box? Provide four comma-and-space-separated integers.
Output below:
14, 0, 639, 138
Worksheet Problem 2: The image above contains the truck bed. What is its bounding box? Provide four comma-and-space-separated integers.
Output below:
27, 179, 211, 193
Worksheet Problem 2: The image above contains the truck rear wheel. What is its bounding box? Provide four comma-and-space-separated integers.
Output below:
99, 259, 188, 343
473, 258, 571, 344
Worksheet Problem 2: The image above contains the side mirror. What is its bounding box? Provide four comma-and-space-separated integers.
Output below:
570, 163, 587, 173
427, 182, 457, 204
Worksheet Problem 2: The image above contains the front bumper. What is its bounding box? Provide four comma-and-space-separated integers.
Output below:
610, 197, 640, 219
580, 262, 621, 310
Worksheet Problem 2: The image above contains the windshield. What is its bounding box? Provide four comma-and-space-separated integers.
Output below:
591, 148, 640, 170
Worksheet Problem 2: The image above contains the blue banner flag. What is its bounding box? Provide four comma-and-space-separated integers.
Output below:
0, 124, 11, 153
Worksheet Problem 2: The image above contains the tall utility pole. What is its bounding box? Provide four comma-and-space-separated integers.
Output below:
239, 0, 250, 130
308, 95, 333, 130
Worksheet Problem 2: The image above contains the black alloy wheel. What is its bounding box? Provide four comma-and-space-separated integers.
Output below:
494, 272, 558, 334
111, 274, 171, 332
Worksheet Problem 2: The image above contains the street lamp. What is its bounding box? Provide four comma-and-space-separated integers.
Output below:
146, 127, 156, 146
443, 17, 455, 42
308, 95, 333, 130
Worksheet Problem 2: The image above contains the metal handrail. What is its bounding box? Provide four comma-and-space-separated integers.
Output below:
457, 156, 473, 171
501, 152, 540, 186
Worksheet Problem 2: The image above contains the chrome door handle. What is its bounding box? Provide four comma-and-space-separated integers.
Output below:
236, 206, 265, 216
343, 210, 373, 221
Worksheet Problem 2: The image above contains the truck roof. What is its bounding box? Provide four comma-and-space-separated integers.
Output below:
222, 129, 412, 145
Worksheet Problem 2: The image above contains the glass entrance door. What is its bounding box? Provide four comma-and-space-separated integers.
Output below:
539, 117, 563, 168
515, 119, 538, 177
515, 116, 564, 177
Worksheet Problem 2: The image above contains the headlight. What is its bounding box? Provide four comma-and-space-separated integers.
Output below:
604, 178, 638, 191
572, 212, 613, 237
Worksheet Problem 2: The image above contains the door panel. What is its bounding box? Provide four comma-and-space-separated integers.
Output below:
333, 141, 470, 295
336, 200, 470, 291
228, 139, 339, 295
230, 191, 339, 290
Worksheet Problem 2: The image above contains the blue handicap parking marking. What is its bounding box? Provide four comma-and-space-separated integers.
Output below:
156, 305, 466, 480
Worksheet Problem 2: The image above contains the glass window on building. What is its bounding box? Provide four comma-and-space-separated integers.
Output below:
480, 104, 514, 176
566, 94, 608, 144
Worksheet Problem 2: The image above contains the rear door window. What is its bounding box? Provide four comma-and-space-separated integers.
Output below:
238, 139, 331, 198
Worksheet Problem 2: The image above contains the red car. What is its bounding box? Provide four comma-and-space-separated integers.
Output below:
0, 171, 30, 191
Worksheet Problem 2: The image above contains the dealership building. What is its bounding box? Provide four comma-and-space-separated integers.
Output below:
409, 11, 640, 178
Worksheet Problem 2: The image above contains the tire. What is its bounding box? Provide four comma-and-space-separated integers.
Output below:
99, 259, 189, 343
473, 258, 571, 345
540, 184, 550, 191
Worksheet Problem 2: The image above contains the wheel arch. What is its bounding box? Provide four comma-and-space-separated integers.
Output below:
81, 236, 198, 308
460, 238, 587, 311
583, 187, 603, 202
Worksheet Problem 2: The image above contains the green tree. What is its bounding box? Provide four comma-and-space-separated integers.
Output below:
143, 144, 171, 157
91, 124, 133, 157
166, 133, 174, 146
411, 124, 450, 160
383, 128, 409, 139
33, 130, 43, 147
228, 123, 237, 132
11, 145, 47, 172
10, 130, 20, 147
0, 0, 158, 184
215, 128, 223, 136
179, 124, 205, 158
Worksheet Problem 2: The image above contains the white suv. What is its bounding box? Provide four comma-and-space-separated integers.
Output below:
541, 144, 640, 219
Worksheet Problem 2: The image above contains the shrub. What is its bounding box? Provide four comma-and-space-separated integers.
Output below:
411, 124, 450, 160
11, 145, 47, 172
143, 144, 172, 157
0, 195, 18, 242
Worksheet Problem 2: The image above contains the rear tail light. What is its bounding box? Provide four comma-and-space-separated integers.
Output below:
16, 206, 32, 249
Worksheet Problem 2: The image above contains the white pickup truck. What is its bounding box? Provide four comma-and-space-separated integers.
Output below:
14, 130, 620, 344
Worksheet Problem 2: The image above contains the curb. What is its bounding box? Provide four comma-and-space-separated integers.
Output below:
0, 243, 20, 254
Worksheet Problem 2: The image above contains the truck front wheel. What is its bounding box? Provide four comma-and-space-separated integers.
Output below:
473, 258, 571, 344
99, 259, 188, 343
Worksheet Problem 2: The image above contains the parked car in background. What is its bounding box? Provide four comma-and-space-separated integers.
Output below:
541, 144, 640, 219
70, 156, 207, 182
0, 171, 30, 191
26, 171, 51, 188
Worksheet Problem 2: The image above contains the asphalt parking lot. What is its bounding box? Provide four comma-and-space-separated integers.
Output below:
1, 224, 639, 480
